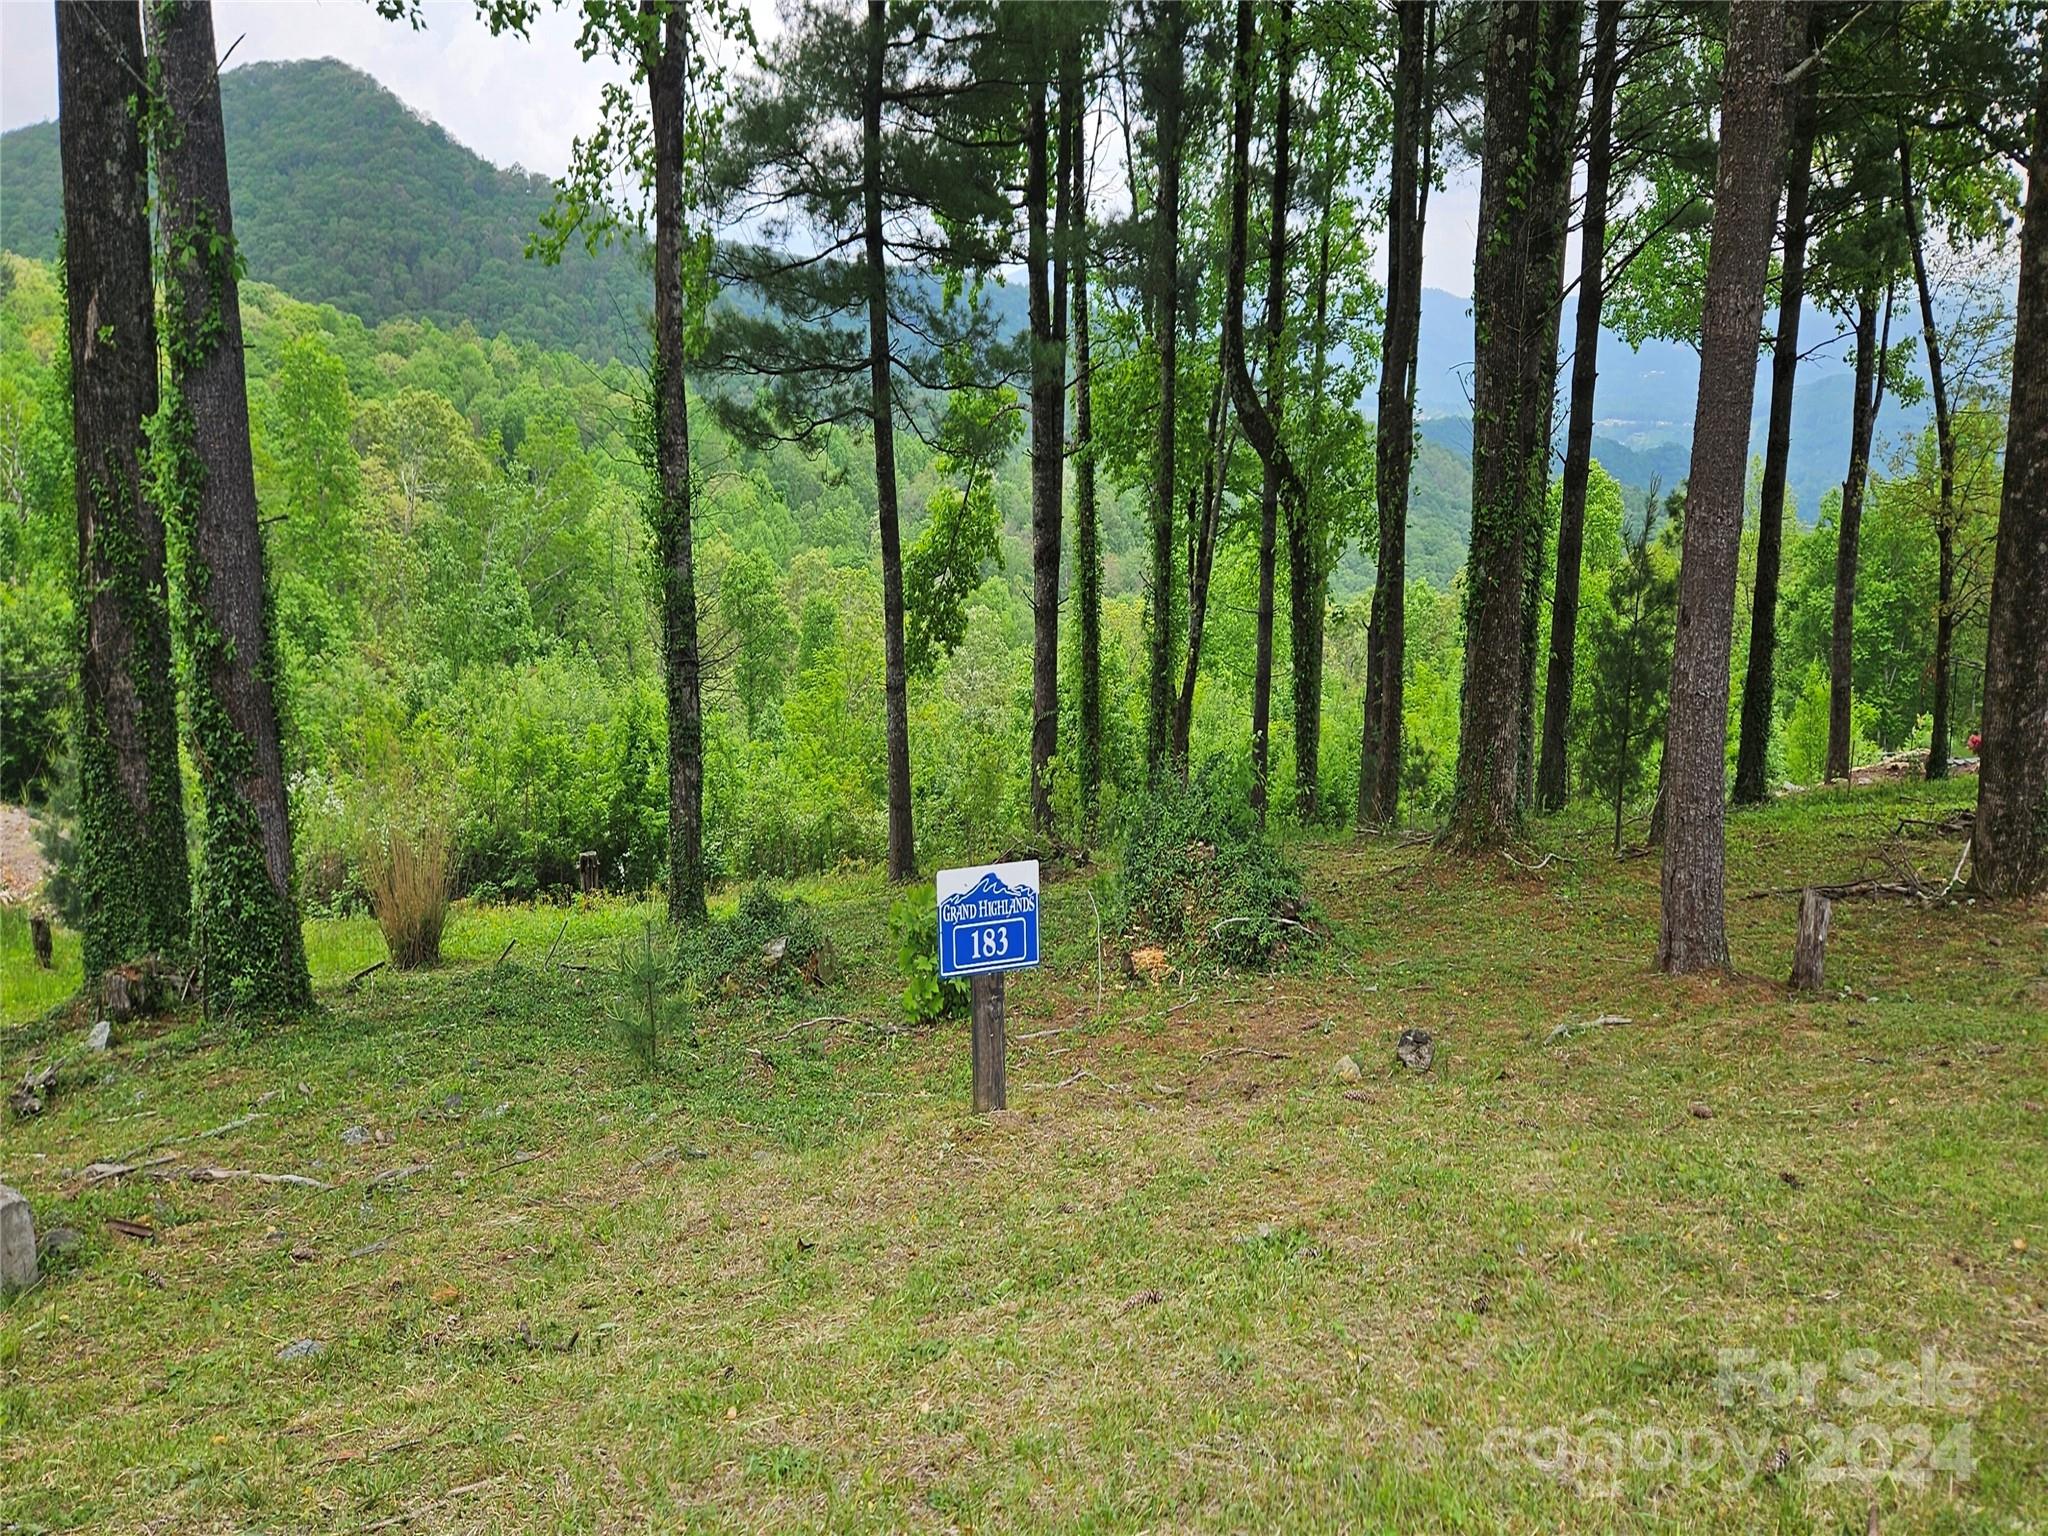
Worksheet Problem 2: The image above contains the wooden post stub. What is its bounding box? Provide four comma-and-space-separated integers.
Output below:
29, 913, 53, 970
577, 851, 600, 901
971, 971, 1006, 1113
1789, 887, 1831, 991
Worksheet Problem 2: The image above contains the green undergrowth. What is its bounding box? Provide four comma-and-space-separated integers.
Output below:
0, 779, 2041, 1534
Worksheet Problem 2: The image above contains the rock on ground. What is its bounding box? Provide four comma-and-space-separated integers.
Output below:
0, 1185, 37, 1293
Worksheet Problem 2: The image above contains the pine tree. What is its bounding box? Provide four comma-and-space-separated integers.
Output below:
1733, 3, 1822, 806
1536, 0, 1621, 814
1359, 0, 1431, 828
1068, 50, 1103, 833
1973, 44, 2048, 898
1658, 0, 1785, 974
1443, 0, 1579, 854
57, 0, 193, 979
1580, 495, 1676, 852
1144, 0, 1187, 786
146, 0, 312, 1011
1223, 0, 1302, 825
708, 0, 1011, 880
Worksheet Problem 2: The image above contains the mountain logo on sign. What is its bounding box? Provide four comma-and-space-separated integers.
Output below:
941, 873, 1037, 924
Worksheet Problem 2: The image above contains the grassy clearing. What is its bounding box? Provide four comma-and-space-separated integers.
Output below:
2, 781, 2043, 1533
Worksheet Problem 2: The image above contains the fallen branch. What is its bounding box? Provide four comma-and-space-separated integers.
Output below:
1545, 1014, 1632, 1045
194, 1111, 262, 1140
77, 1151, 180, 1185
493, 939, 516, 966
365, 1162, 430, 1189
1199, 1045, 1292, 1063
354, 1476, 502, 1533
188, 1166, 332, 1190
1027, 1067, 1095, 1091
1210, 914, 1322, 938
1895, 810, 1974, 839
481, 1150, 544, 1177
769, 1014, 867, 1042
342, 961, 386, 991
542, 912, 570, 971
1937, 838, 1973, 898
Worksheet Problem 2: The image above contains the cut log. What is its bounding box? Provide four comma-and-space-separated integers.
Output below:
29, 913, 53, 969
1789, 888, 1831, 991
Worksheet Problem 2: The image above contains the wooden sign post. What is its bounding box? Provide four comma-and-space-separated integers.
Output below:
970, 973, 1006, 1111
936, 859, 1039, 1115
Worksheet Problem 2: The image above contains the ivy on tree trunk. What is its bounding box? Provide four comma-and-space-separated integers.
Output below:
646, 0, 708, 923
147, 0, 311, 1011
57, 0, 192, 980
1444, 0, 1578, 855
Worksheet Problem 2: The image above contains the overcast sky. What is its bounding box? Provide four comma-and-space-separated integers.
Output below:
1, 0, 1486, 297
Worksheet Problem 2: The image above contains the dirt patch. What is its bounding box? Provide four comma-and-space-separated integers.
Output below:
1844, 750, 1979, 787
0, 803, 48, 904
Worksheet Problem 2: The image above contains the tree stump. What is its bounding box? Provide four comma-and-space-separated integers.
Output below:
102, 959, 165, 1022
1789, 888, 1831, 991
29, 913, 53, 970
577, 851, 600, 902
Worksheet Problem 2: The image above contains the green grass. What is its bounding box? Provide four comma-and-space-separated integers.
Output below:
2, 780, 2043, 1533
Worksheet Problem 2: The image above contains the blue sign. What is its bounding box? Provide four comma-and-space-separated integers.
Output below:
936, 859, 1040, 979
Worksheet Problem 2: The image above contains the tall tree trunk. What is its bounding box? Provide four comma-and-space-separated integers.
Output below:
1173, 362, 1231, 763
1734, 3, 1821, 807
148, 0, 309, 1010
1973, 49, 2048, 897
57, 0, 192, 979
645, 0, 708, 922
865, 0, 915, 879
1146, 0, 1185, 784
1222, 0, 1306, 813
1290, 136, 1337, 823
1248, 0, 1293, 825
1899, 131, 1957, 782
1027, 46, 1070, 834
1068, 56, 1102, 832
1826, 286, 1885, 781
1536, 0, 1622, 812
1444, 0, 1579, 854
1360, 0, 1430, 828
1657, 0, 1785, 974
1516, 56, 1577, 816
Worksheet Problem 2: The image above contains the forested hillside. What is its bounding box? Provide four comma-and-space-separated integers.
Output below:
0, 58, 649, 363
4, 3, 2045, 1522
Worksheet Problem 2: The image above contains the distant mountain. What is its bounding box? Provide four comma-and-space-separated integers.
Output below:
0, 57, 1942, 588
1, 58, 648, 364
1412, 286, 1933, 524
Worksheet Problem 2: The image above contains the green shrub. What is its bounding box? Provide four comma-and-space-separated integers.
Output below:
890, 892, 968, 1026
1116, 761, 1311, 969
672, 883, 831, 999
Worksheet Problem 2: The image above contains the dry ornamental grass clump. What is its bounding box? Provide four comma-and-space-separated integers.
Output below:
360, 819, 450, 969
